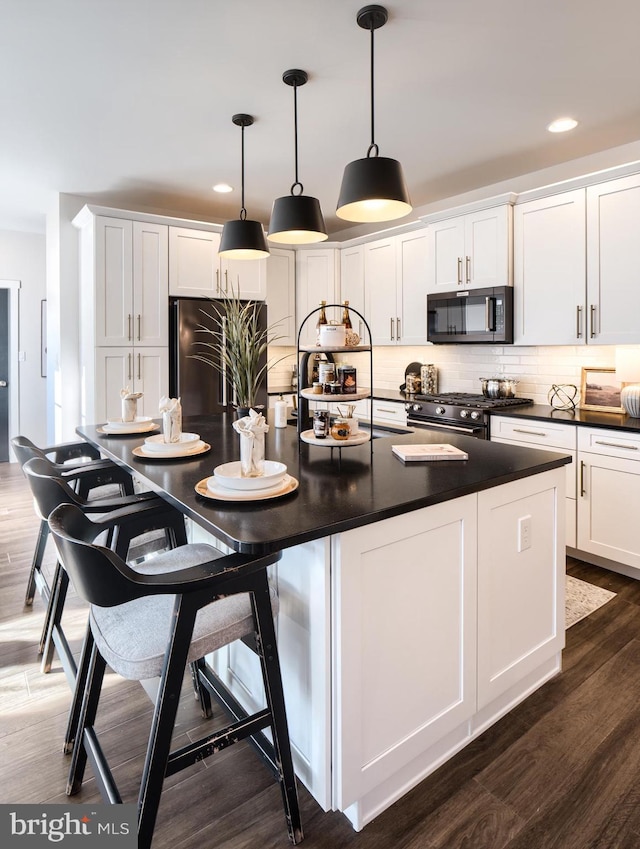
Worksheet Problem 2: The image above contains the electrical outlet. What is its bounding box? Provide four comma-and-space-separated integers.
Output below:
518, 515, 532, 552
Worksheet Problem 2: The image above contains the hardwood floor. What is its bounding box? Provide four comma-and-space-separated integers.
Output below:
2, 459, 640, 849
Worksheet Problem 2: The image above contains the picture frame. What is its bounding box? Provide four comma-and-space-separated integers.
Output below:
580, 366, 625, 413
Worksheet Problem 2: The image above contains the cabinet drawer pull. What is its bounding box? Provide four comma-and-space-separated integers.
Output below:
137, 314, 141, 341
457, 257, 462, 285
127, 314, 132, 341
580, 459, 586, 497
390, 317, 394, 341
396, 316, 401, 339
590, 304, 597, 338
465, 255, 471, 285
137, 353, 141, 381
216, 269, 220, 294
513, 427, 548, 437
594, 440, 638, 451
128, 353, 132, 381
576, 305, 583, 339
377, 407, 399, 415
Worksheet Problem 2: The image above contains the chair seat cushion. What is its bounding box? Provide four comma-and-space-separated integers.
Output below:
90, 543, 279, 681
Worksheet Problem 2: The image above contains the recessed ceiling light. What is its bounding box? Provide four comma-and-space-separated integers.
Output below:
546, 117, 579, 133
213, 183, 233, 193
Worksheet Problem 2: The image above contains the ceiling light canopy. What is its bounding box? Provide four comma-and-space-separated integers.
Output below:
547, 117, 579, 133
219, 114, 269, 260
268, 69, 327, 244
336, 4, 412, 223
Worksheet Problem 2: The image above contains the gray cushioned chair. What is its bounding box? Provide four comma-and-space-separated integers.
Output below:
49, 502, 302, 849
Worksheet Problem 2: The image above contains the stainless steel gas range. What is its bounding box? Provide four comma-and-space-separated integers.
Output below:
405, 393, 534, 439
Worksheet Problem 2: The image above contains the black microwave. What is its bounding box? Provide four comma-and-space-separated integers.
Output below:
427, 286, 514, 344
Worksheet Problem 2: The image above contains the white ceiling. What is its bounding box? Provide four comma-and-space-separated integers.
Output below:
2, 0, 640, 236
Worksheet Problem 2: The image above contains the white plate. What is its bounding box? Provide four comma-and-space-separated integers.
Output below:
106, 416, 153, 429
212, 460, 287, 491
196, 474, 298, 502
133, 441, 210, 460
143, 432, 200, 451
97, 423, 159, 436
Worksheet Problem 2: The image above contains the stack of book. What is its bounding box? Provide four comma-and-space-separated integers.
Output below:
391, 443, 469, 463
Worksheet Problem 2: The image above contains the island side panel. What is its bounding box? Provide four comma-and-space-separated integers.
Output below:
331, 494, 479, 816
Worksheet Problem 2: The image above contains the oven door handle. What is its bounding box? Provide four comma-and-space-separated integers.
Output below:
485, 296, 496, 332
407, 418, 484, 436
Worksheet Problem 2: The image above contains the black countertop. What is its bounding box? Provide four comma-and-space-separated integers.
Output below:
79, 413, 570, 555
488, 404, 640, 434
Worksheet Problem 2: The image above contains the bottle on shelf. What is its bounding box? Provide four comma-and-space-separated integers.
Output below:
315, 300, 328, 345
274, 394, 287, 428
342, 300, 353, 330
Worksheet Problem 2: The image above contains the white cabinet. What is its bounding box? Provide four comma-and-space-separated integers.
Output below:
491, 416, 577, 547
576, 427, 640, 569
425, 204, 513, 293
92, 217, 168, 348
266, 248, 296, 346
513, 190, 586, 345
586, 174, 640, 344
333, 495, 478, 809
371, 398, 407, 427
94, 347, 169, 423
477, 471, 565, 709
340, 244, 365, 340
74, 207, 170, 425
168, 226, 267, 301
363, 230, 429, 346
295, 248, 339, 347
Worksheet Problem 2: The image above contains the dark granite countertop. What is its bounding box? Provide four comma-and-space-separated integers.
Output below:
78, 413, 570, 555
488, 404, 640, 434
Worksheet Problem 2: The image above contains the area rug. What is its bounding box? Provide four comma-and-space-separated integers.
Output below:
566, 575, 616, 628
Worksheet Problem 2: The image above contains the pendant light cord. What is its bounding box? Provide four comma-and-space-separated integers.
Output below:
291, 82, 303, 195
240, 123, 247, 220
367, 24, 379, 158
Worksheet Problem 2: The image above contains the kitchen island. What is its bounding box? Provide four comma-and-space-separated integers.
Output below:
79, 415, 570, 831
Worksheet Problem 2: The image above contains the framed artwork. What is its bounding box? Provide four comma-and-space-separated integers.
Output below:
580, 366, 625, 413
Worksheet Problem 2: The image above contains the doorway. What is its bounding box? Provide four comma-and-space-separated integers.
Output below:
0, 288, 8, 461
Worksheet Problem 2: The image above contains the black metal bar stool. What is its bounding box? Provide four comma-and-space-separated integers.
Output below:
22, 456, 186, 681
12, 435, 135, 606
49, 503, 303, 849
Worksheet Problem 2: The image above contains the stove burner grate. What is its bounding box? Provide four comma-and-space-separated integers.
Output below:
414, 393, 533, 409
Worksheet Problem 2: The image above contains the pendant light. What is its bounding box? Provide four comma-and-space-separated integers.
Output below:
219, 114, 270, 260
336, 5, 412, 223
268, 69, 328, 244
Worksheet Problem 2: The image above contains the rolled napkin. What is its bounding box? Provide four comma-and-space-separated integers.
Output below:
159, 395, 182, 443
120, 387, 143, 422
232, 408, 270, 477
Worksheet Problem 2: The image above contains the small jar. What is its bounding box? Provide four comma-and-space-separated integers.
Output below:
330, 418, 351, 440
330, 382, 343, 395
312, 382, 323, 394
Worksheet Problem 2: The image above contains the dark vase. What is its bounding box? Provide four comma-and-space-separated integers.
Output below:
235, 405, 264, 419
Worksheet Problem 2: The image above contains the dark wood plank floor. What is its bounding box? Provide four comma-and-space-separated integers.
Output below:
2, 460, 640, 849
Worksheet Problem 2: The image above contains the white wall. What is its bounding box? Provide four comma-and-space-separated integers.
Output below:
0, 229, 46, 447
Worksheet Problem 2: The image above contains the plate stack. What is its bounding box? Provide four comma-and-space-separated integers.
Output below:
139, 432, 208, 458
102, 416, 157, 435
206, 461, 291, 500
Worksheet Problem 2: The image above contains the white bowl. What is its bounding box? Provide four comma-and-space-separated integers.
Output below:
212, 460, 287, 491
144, 432, 200, 452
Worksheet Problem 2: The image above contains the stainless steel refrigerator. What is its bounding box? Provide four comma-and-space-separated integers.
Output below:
169, 297, 268, 417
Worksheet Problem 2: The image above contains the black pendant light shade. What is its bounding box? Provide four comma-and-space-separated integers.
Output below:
268, 69, 328, 244
219, 114, 269, 260
336, 5, 412, 223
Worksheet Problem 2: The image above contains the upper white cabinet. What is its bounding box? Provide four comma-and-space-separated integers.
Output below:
92, 216, 168, 348
266, 248, 296, 347
424, 203, 513, 293
363, 229, 429, 346
295, 248, 340, 347
340, 244, 365, 340
168, 226, 267, 301
513, 190, 586, 345
586, 174, 640, 344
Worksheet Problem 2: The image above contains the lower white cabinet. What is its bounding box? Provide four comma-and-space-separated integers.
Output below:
93, 347, 169, 423
576, 428, 640, 569
491, 416, 577, 547
371, 398, 407, 427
